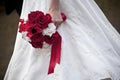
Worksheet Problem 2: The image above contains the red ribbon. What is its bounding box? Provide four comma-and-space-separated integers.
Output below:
47, 12, 66, 74
48, 32, 62, 74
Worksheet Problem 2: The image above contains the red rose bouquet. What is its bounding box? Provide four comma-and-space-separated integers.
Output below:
19, 10, 66, 74
19, 11, 66, 48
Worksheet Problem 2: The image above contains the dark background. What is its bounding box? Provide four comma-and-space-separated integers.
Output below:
0, 0, 120, 80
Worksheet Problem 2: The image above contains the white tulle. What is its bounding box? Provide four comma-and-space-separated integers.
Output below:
4, 0, 120, 80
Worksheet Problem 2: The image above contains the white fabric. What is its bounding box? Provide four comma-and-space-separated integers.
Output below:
4, 0, 120, 80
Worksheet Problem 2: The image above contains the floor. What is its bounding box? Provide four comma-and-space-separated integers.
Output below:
0, 0, 120, 80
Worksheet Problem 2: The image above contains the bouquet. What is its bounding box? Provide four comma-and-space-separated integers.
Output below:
19, 11, 66, 48
19, 10, 66, 74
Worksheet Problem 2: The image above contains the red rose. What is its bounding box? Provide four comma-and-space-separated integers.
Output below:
19, 21, 29, 32
30, 41, 43, 48
19, 19, 24, 23
28, 24, 43, 34
61, 13, 67, 21
19, 23, 25, 32
28, 11, 44, 24
30, 33, 44, 42
45, 14, 52, 23
26, 23, 43, 37
38, 14, 52, 29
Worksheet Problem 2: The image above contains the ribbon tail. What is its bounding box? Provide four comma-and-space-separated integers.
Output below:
48, 32, 62, 74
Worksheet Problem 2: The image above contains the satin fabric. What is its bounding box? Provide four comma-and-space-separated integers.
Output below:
4, 0, 120, 80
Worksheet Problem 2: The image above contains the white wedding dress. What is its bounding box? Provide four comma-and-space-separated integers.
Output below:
4, 0, 120, 80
